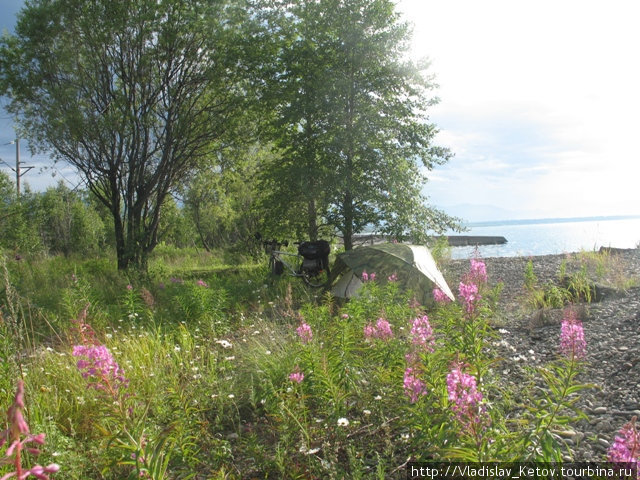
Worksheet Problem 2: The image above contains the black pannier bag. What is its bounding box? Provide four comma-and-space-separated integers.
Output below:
298, 240, 330, 260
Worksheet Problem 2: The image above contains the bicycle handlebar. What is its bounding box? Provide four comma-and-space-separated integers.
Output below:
263, 239, 289, 248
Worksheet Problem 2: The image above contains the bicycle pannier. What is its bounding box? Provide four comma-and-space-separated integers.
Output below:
298, 240, 330, 260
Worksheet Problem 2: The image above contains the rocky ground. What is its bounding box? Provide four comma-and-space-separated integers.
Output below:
443, 248, 640, 460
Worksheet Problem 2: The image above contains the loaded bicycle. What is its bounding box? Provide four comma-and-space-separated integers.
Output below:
263, 239, 331, 288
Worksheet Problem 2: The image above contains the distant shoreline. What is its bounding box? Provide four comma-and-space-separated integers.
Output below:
350, 234, 507, 247
465, 214, 640, 228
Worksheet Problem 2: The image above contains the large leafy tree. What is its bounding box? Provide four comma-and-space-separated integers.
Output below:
261, 0, 459, 249
184, 142, 269, 254
257, 0, 335, 242
0, 0, 251, 270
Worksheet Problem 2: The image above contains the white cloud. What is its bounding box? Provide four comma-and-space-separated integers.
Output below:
400, 0, 640, 219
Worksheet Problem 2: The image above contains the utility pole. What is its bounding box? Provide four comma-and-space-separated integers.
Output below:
15, 138, 21, 197
7, 138, 33, 198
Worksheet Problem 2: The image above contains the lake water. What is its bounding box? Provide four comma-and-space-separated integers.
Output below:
448, 216, 640, 259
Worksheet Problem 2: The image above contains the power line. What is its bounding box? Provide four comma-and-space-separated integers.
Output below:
0, 158, 14, 170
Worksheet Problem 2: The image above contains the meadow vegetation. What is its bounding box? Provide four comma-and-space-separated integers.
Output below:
2, 0, 638, 475
522, 249, 639, 310
2, 248, 638, 479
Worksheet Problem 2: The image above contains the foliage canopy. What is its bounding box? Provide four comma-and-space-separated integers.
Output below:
258, 0, 460, 248
0, 0, 252, 270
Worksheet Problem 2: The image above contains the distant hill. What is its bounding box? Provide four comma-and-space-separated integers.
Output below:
438, 203, 519, 223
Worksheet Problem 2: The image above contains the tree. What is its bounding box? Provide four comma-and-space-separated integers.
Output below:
0, 171, 42, 254
156, 196, 198, 249
184, 142, 267, 253
36, 183, 107, 257
260, 0, 460, 249
0, 0, 252, 270
256, 0, 336, 242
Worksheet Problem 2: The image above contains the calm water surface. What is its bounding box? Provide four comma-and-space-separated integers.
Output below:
449, 217, 640, 259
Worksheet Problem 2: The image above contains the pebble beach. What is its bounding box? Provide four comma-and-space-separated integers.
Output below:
444, 248, 640, 460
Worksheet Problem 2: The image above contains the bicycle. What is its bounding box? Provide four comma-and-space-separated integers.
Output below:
263, 239, 331, 288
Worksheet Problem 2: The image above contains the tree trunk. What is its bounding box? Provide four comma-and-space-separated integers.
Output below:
113, 206, 149, 272
343, 190, 354, 251
113, 205, 129, 271
307, 198, 317, 241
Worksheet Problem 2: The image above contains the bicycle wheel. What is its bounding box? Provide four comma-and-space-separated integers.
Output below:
302, 264, 330, 288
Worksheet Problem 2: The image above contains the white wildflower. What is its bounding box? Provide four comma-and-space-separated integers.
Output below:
216, 339, 233, 349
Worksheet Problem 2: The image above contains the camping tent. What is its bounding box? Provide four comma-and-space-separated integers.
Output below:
330, 243, 454, 304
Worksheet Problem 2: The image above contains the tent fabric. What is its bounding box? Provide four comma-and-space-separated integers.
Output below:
331, 271, 363, 298
330, 243, 454, 304
407, 245, 455, 300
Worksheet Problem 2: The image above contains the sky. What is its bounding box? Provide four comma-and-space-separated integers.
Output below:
397, 0, 640, 220
0, 0, 83, 193
2, 0, 640, 221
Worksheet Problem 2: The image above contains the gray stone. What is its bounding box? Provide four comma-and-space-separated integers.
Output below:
444, 249, 640, 461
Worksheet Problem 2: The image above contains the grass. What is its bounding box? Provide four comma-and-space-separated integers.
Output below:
521, 249, 639, 310
1, 248, 637, 478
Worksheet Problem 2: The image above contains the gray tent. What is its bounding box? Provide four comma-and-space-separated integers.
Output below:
330, 243, 454, 304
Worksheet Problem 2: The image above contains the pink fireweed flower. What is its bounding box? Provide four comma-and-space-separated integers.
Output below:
289, 368, 304, 384
70, 304, 98, 347
196, 279, 209, 288
0, 380, 60, 479
469, 258, 488, 284
446, 364, 487, 428
433, 287, 451, 304
72, 344, 128, 393
403, 367, 427, 403
126, 284, 133, 291
559, 308, 587, 359
410, 315, 435, 353
363, 322, 377, 340
363, 319, 394, 341
458, 282, 480, 314
341, 313, 349, 319
404, 351, 419, 366
361, 271, 376, 282
296, 322, 313, 344
608, 417, 639, 464
387, 273, 398, 282
375, 318, 393, 340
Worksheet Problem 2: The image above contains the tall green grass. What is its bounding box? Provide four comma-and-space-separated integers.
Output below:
1, 249, 637, 478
